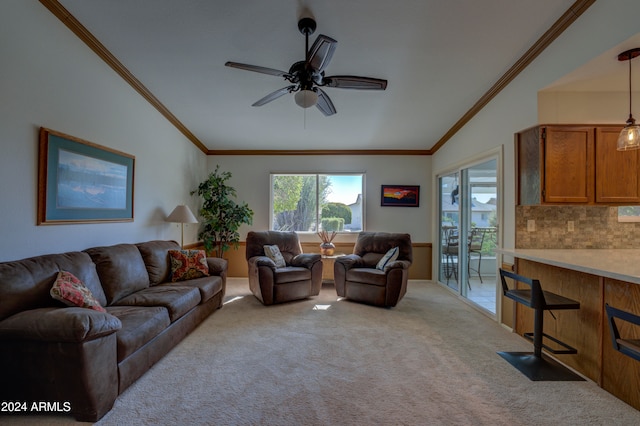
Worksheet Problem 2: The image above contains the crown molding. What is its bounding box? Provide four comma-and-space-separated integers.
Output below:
41, 0, 595, 157
38, 0, 209, 154
207, 149, 431, 156
430, 0, 596, 154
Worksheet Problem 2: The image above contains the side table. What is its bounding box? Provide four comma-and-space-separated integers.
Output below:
321, 254, 343, 284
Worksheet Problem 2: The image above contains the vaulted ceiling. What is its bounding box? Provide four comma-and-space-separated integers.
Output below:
46, 0, 598, 153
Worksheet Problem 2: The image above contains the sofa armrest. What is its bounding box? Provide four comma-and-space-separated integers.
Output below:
384, 259, 412, 271
248, 255, 277, 271
335, 254, 364, 271
334, 254, 363, 297
290, 253, 321, 269
0, 307, 121, 343
206, 257, 228, 275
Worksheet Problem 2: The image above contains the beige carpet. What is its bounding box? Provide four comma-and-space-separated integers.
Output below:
5, 278, 640, 425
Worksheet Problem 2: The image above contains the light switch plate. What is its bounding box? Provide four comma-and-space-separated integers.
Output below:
527, 219, 535, 232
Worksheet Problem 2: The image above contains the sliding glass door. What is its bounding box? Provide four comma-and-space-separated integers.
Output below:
438, 172, 460, 292
437, 158, 499, 314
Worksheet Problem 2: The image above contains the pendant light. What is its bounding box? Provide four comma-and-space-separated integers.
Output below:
617, 48, 640, 151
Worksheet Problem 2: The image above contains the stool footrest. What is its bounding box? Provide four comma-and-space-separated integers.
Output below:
524, 332, 577, 354
497, 351, 585, 381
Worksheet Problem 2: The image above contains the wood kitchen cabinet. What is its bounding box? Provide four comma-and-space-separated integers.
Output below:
595, 126, 640, 203
516, 124, 640, 205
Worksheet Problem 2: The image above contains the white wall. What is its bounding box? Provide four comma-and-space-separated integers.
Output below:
538, 91, 636, 124
432, 0, 640, 252
0, 2, 207, 261
5, 1, 636, 264
208, 155, 432, 244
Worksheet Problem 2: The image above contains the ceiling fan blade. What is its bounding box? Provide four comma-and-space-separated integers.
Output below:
307, 34, 337, 72
315, 88, 336, 116
325, 75, 387, 90
225, 61, 289, 77
252, 85, 296, 107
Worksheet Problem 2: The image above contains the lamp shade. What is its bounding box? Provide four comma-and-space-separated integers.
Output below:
294, 89, 318, 108
617, 122, 640, 151
166, 205, 198, 223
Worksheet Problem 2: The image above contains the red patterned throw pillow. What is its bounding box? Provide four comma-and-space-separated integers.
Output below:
50, 270, 107, 312
168, 249, 210, 282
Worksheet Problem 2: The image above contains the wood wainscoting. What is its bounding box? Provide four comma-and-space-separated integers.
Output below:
500, 262, 515, 329
516, 259, 601, 383
602, 277, 640, 410
197, 241, 432, 280
512, 258, 640, 411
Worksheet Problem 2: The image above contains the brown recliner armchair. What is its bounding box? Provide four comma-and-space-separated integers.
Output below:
334, 232, 412, 307
246, 231, 323, 305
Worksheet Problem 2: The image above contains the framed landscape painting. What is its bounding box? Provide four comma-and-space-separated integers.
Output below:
381, 185, 420, 207
38, 128, 135, 225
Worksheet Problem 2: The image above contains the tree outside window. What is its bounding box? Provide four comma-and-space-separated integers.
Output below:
271, 174, 363, 232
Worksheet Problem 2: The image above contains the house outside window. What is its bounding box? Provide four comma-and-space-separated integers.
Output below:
271, 173, 364, 233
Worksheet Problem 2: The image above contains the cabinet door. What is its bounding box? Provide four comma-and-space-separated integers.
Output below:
543, 126, 594, 203
516, 126, 543, 205
595, 126, 640, 203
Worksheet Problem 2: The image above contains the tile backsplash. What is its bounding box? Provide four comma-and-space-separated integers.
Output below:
516, 206, 640, 249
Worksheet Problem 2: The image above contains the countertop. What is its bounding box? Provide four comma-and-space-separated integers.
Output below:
497, 248, 640, 285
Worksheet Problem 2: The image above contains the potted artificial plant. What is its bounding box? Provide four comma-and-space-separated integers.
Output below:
191, 165, 253, 258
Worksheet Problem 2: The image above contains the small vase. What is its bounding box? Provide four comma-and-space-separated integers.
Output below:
320, 242, 335, 256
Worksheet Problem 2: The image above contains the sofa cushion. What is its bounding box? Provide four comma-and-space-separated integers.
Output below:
85, 244, 150, 305
114, 285, 201, 322
0, 251, 106, 321
362, 253, 384, 268
347, 268, 387, 286
354, 232, 413, 264
168, 250, 209, 282
0, 307, 121, 343
163, 276, 223, 303
136, 240, 181, 285
50, 271, 106, 312
106, 305, 170, 362
274, 267, 312, 284
245, 231, 302, 264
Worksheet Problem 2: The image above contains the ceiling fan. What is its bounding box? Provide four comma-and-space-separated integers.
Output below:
225, 17, 387, 116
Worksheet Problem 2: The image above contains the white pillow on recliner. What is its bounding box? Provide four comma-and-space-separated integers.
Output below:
376, 247, 399, 270
264, 245, 286, 268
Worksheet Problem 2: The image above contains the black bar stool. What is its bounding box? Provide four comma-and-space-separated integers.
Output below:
605, 304, 640, 361
497, 268, 584, 381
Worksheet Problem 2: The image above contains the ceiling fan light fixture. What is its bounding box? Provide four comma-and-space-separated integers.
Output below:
617, 47, 640, 151
294, 89, 318, 108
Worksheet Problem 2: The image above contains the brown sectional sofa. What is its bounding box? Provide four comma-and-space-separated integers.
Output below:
0, 240, 227, 422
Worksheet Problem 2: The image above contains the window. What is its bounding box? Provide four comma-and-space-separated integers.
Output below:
618, 206, 640, 222
271, 173, 364, 232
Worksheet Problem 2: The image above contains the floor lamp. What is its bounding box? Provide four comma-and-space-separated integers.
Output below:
166, 205, 198, 248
